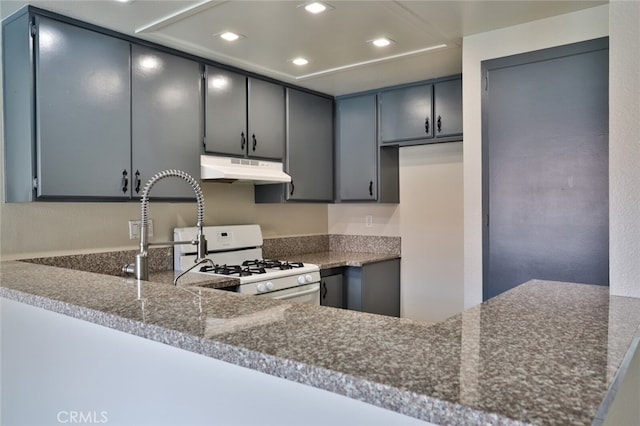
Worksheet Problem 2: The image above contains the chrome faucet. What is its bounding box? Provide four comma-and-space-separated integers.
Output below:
122, 169, 213, 286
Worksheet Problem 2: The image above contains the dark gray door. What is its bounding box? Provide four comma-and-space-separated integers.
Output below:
132, 45, 203, 199
248, 78, 285, 160
482, 38, 609, 300
287, 89, 333, 201
320, 274, 343, 308
337, 94, 377, 201
36, 17, 130, 198
205, 66, 247, 156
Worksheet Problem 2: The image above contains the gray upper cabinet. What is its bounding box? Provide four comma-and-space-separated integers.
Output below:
286, 89, 333, 201
336, 93, 399, 203
434, 78, 463, 138
247, 78, 285, 160
379, 84, 433, 143
336, 94, 377, 201
132, 45, 203, 199
205, 68, 285, 160
35, 16, 131, 199
204, 65, 247, 157
254, 88, 334, 203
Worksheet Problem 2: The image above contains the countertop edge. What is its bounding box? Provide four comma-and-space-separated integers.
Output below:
592, 331, 640, 424
0, 285, 525, 426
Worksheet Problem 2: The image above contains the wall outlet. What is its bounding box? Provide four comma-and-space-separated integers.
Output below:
128, 219, 153, 240
365, 215, 373, 228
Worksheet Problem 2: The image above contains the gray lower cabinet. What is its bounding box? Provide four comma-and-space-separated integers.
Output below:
131, 45, 203, 199
320, 272, 344, 309
380, 83, 433, 143
205, 67, 285, 160
18, 15, 132, 200
255, 88, 334, 203
344, 259, 400, 317
336, 94, 399, 203
434, 78, 463, 138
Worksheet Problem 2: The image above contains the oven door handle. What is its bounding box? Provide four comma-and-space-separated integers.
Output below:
271, 286, 319, 300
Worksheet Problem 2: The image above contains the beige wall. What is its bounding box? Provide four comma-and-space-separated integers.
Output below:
609, 0, 640, 298
462, 5, 611, 308
328, 142, 464, 323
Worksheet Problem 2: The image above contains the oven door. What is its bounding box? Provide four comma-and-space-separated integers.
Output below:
259, 283, 320, 305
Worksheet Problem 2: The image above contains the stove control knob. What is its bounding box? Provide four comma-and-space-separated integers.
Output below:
304, 274, 313, 283
256, 283, 266, 293
297, 275, 306, 284
266, 281, 274, 291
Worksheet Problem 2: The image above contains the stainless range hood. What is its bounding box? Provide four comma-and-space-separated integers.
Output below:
200, 155, 291, 184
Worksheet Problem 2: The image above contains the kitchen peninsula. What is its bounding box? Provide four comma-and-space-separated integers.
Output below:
2, 260, 639, 425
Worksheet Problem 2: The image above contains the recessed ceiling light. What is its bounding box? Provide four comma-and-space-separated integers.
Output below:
292, 57, 309, 66
370, 37, 394, 47
115, 0, 134, 3
300, 2, 334, 14
304, 2, 327, 14
219, 31, 244, 42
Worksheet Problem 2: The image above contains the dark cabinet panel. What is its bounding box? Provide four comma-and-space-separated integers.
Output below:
254, 88, 333, 203
320, 273, 344, 308
380, 84, 433, 143
248, 78, 285, 160
36, 16, 131, 198
132, 45, 202, 199
434, 78, 463, 138
345, 259, 400, 317
204, 66, 247, 157
336, 94, 377, 201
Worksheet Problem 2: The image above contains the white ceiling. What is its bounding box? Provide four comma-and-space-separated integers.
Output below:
0, 0, 606, 96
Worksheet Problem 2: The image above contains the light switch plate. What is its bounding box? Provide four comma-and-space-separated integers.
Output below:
128, 219, 153, 240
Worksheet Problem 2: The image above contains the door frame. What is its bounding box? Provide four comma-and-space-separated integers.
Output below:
481, 37, 609, 300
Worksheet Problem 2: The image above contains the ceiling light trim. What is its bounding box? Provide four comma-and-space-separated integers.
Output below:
136, 0, 228, 33
299, 2, 334, 14
294, 43, 448, 80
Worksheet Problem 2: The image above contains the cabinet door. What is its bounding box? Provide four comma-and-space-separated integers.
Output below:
287, 89, 333, 201
35, 16, 130, 198
132, 45, 203, 198
336, 94, 377, 201
320, 274, 343, 308
248, 78, 285, 160
379, 84, 433, 143
434, 78, 462, 138
205, 66, 247, 156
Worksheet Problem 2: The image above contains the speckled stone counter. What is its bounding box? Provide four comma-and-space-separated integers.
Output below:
285, 251, 400, 269
2, 260, 639, 426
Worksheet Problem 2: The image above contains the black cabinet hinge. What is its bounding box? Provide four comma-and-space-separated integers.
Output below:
30, 22, 37, 37
33, 177, 38, 190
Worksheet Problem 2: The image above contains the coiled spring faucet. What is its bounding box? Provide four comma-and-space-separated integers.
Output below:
122, 169, 213, 285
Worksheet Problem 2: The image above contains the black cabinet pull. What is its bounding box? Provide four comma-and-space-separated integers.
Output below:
290, 180, 295, 197
252, 134, 257, 151
437, 115, 442, 133
241, 132, 246, 150
134, 170, 141, 194
369, 180, 373, 197
425, 117, 430, 133
321, 281, 327, 299
121, 170, 128, 194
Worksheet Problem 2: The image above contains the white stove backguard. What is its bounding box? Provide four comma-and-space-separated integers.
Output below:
174, 224, 263, 271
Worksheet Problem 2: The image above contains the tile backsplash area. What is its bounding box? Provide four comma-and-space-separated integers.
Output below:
21, 234, 400, 276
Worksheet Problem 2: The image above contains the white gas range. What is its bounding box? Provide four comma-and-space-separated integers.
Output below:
174, 225, 320, 304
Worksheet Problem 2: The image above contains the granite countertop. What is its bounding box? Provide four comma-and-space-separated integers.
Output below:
2, 260, 640, 426
283, 251, 400, 269
148, 269, 238, 289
